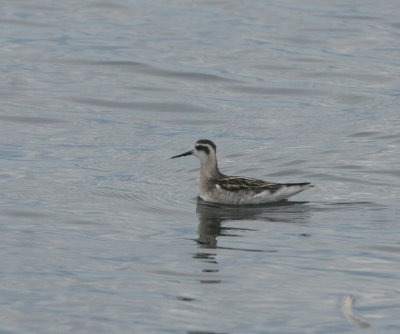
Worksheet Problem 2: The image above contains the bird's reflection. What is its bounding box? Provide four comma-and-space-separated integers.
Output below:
195, 197, 311, 248
192, 198, 312, 284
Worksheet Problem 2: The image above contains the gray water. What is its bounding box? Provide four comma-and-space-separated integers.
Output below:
1, 1, 400, 333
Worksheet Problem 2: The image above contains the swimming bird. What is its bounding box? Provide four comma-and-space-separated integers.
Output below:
171, 139, 313, 205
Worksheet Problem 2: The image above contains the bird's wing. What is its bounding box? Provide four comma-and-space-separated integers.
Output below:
217, 176, 312, 194
216, 176, 282, 193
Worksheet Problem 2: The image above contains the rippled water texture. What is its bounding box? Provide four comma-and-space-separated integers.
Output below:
1, 0, 399, 333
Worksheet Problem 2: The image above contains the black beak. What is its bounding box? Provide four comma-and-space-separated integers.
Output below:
171, 150, 193, 159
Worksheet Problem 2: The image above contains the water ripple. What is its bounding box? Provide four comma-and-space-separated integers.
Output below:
72, 97, 214, 113
0, 115, 68, 125
73, 59, 238, 83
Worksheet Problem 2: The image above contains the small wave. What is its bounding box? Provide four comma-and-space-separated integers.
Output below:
348, 131, 381, 138
72, 59, 237, 83
72, 97, 214, 113
226, 85, 325, 96
0, 115, 68, 125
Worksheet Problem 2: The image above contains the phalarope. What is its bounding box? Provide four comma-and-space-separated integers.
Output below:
171, 139, 313, 205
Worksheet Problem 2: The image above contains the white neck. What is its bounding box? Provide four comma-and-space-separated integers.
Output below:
199, 156, 219, 180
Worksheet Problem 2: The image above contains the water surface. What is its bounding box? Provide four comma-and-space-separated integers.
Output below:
1, 0, 399, 333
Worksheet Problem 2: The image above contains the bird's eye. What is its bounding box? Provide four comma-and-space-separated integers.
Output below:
195, 145, 209, 154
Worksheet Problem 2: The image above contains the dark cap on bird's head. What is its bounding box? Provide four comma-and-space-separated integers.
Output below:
195, 139, 216, 152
